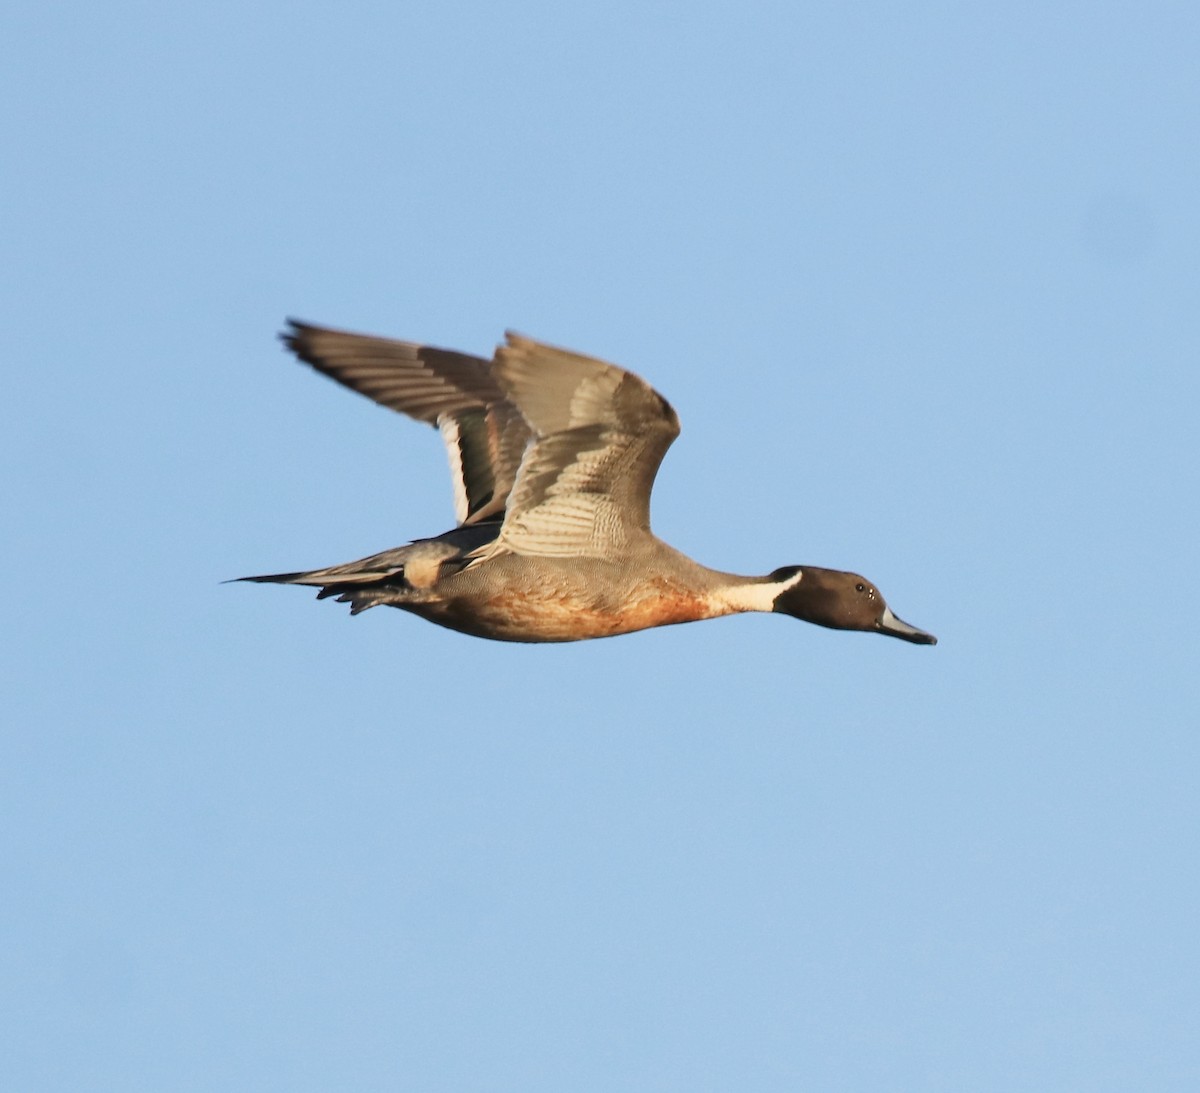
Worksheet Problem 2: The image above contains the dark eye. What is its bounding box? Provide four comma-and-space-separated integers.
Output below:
855, 583, 865, 593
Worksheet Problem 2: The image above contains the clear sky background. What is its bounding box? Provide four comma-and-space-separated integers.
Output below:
4, 2, 1198, 1090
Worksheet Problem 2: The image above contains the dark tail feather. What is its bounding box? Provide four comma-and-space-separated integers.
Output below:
325, 585, 401, 614
232, 571, 323, 586
231, 568, 407, 614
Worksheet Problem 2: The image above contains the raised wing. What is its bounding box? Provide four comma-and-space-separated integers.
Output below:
489, 333, 681, 557
281, 320, 530, 525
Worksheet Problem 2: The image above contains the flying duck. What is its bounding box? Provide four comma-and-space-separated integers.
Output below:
239, 321, 937, 646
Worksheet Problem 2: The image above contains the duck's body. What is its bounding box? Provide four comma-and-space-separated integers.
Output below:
380, 535, 771, 643
240, 321, 936, 647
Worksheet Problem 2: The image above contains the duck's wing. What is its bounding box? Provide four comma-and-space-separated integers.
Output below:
281, 320, 530, 525
486, 333, 681, 558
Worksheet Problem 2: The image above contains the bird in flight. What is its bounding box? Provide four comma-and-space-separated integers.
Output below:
239, 321, 936, 646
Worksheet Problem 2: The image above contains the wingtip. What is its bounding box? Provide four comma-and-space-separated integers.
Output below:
503, 330, 535, 350
279, 317, 309, 352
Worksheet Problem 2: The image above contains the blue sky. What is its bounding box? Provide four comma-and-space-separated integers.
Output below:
4, 2, 1198, 1089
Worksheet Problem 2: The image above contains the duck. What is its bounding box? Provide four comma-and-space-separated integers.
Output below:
239, 320, 937, 646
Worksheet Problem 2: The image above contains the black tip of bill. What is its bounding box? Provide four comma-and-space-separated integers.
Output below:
878, 605, 938, 645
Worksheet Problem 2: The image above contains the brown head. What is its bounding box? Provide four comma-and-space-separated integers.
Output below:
769, 566, 937, 645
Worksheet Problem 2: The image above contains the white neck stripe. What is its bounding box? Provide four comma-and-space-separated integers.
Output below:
713, 570, 803, 614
